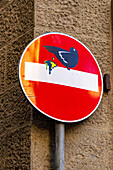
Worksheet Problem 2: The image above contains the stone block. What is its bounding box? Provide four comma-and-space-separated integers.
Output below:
82, 0, 110, 38
5, 125, 31, 169
35, 0, 82, 35
65, 127, 113, 169
31, 108, 55, 170
31, 123, 55, 170
0, 0, 34, 48
0, 135, 7, 168
0, 84, 32, 137
0, 47, 6, 93
0, 0, 12, 9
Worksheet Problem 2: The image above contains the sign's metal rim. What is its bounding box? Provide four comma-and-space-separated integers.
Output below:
19, 32, 103, 123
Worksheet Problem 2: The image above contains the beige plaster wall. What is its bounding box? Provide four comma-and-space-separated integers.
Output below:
31, 0, 113, 169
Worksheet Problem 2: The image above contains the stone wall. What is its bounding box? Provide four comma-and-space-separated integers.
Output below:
0, 0, 34, 169
32, 0, 113, 169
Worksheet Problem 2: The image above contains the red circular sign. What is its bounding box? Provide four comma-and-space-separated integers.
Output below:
19, 32, 103, 122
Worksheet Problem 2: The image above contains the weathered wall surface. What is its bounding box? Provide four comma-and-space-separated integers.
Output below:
0, 0, 34, 169
32, 0, 113, 169
0, 0, 113, 169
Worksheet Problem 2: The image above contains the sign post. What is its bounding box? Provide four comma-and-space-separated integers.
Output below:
19, 32, 103, 169
55, 123, 65, 170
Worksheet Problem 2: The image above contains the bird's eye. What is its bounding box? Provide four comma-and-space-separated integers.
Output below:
73, 49, 75, 51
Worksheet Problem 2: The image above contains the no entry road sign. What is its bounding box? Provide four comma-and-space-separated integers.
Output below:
19, 32, 103, 122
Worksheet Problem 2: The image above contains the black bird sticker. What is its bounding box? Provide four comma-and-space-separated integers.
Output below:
43, 46, 79, 70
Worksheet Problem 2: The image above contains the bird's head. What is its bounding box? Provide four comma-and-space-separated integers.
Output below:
70, 47, 78, 53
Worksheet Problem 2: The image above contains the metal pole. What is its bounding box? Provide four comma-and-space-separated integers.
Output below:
55, 123, 65, 170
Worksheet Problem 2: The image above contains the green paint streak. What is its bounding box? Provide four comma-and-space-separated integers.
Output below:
45, 61, 48, 70
44, 60, 57, 74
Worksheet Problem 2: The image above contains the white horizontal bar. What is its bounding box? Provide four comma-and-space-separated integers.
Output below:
25, 62, 98, 92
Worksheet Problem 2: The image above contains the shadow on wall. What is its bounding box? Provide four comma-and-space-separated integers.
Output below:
31, 107, 84, 169
32, 108, 55, 169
